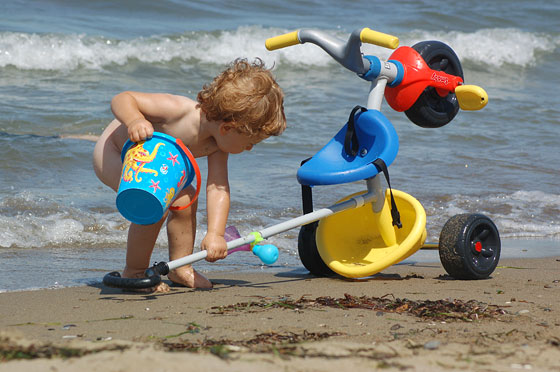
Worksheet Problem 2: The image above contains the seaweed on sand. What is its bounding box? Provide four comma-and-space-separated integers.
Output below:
209, 293, 507, 322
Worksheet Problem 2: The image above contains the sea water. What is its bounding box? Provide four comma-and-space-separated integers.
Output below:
0, 0, 558, 291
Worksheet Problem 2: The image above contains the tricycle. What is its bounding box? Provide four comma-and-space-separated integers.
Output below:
104, 27, 501, 289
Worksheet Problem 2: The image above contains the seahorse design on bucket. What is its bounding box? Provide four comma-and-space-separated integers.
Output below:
177, 170, 186, 188
163, 187, 175, 207
122, 142, 165, 183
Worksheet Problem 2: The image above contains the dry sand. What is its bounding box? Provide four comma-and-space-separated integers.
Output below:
1, 257, 559, 371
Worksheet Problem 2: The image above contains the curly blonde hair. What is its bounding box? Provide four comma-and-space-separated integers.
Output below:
197, 58, 286, 136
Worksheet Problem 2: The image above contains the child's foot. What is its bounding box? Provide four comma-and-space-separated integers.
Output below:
167, 266, 213, 289
122, 268, 170, 293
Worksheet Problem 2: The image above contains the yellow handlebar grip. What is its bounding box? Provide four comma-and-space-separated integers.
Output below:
265, 31, 300, 51
455, 85, 489, 111
360, 28, 399, 49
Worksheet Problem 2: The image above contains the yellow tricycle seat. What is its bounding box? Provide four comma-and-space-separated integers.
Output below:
316, 189, 427, 278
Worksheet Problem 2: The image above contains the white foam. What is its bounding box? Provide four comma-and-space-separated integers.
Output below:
493, 191, 560, 239
0, 193, 127, 249
1, 26, 556, 71
399, 28, 559, 68
1, 188, 558, 250
424, 190, 560, 240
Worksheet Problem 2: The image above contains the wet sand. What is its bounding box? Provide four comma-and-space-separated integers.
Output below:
1, 256, 559, 371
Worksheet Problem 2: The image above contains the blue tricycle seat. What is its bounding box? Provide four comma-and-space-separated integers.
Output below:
297, 109, 399, 186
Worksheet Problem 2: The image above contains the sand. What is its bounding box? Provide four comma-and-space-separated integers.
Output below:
1, 256, 559, 371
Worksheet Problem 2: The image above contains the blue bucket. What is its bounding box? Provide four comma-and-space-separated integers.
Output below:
116, 132, 200, 225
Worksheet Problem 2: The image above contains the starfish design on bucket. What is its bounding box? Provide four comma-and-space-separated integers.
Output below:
149, 179, 161, 193
167, 152, 180, 166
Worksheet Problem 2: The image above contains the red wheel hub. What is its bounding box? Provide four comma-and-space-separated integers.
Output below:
474, 241, 482, 253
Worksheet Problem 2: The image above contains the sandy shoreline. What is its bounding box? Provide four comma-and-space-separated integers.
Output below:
1, 256, 559, 371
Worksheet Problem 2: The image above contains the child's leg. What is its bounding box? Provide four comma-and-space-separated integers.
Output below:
166, 187, 212, 289
94, 120, 168, 292
120, 218, 170, 293
123, 218, 166, 278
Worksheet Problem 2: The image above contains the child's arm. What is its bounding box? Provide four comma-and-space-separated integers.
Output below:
110, 91, 189, 142
201, 150, 230, 262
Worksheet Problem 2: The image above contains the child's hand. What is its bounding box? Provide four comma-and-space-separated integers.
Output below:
127, 118, 154, 142
201, 233, 228, 262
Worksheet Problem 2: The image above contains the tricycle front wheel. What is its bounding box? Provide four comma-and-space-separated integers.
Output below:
405, 40, 463, 128
439, 213, 501, 279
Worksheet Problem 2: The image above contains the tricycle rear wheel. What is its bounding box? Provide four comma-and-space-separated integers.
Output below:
439, 213, 501, 279
405, 40, 463, 128
298, 222, 337, 277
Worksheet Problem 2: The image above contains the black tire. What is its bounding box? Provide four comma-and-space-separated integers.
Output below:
439, 214, 501, 280
405, 40, 463, 128
297, 222, 337, 277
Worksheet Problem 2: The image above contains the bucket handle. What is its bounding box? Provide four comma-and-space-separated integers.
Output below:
168, 138, 202, 212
